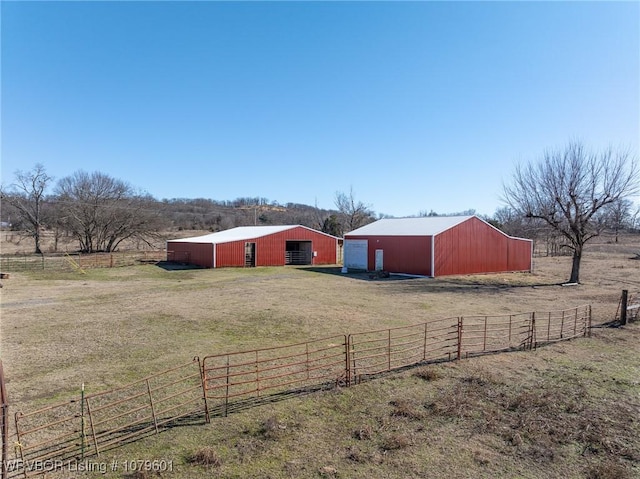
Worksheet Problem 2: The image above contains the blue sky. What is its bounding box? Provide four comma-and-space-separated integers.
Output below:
2, 1, 638, 218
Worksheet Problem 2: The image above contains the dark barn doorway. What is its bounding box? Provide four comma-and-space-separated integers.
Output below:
245, 242, 256, 267
285, 241, 312, 265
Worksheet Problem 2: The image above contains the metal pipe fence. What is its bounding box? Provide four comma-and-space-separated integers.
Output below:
202, 336, 348, 417
4, 305, 592, 477
459, 312, 534, 358
10, 360, 203, 478
348, 317, 459, 384
532, 305, 591, 346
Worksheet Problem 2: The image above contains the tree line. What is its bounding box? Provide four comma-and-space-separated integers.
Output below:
0, 166, 380, 254
2, 141, 639, 283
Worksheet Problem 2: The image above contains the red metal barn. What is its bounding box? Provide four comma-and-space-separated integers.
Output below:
167, 225, 339, 268
343, 216, 532, 277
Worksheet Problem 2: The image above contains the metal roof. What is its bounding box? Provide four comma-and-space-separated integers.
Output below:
345, 216, 475, 236
169, 225, 336, 244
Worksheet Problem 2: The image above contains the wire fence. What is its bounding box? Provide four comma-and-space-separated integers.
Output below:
3, 305, 592, 478
0, 251, 165, 273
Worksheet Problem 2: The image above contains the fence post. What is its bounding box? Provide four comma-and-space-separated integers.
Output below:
13, 413, 25, 478
423, 323, 428, 361
620, 290, 628, 325
80, 383, 85, 459
344, 336, 351, 387
0, 360, 8, 479
530, 312, 536, 350
85, 396, 100, 457
197, 358, 210, 424
587, 305, 592, 337
146, 379, 159, 434
223, 356, 231, 417
457, 317, 463, 360
387, 329, 392, 372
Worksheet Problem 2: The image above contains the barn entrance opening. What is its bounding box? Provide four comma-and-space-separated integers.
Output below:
245, 242, 256, 267
285, 241, 312, 265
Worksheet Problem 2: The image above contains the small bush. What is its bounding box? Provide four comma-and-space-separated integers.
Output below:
389, 399, 424, 420
381, 433, 411, 451
353, 424, 373, 440
413, 367, 441, 381
259, 415, 287, 440
585, 460, 631, 479
189, 447, 222, 467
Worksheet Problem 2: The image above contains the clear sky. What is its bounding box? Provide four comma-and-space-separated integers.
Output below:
2, 1, 639, 218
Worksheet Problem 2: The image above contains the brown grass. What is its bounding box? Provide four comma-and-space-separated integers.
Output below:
188, 447, 222, 467
2, 233, 640, 478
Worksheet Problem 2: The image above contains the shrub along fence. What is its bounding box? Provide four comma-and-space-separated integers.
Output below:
4, 305, 591, 478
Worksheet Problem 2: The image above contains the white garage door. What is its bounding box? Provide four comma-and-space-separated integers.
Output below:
344, 239, 368, 270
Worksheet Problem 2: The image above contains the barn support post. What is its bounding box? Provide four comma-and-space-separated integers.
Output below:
620, 290, 628, 325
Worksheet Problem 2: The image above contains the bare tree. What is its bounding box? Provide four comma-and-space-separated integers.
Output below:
54, 171, 167, 252
601, 198, 633, 243
0, 164, 53, 254
503, 142, 639, 283
334, 187, 374, 235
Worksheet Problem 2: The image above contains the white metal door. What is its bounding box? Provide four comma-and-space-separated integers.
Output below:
344, 239, 368, 270
375, 249, 383, 271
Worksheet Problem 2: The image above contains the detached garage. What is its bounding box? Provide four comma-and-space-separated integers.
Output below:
167, 225, 339, 268
344, 215, 532, 277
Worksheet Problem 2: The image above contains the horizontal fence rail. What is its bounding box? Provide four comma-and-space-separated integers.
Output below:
202, 336, 348, 417
0, 251, 164, 273
348, 317, 459, 384
532, 305, 592, 346
11, 360, 204, 478
459, 312, 534, 358
5, 305, 592, 477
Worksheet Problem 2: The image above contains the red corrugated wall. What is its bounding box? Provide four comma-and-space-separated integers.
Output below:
507, 236, 533, 272
434, 217, 531, 276
166, 242, 213, 268
210, 226, 338, 268
345, 235, 432, 276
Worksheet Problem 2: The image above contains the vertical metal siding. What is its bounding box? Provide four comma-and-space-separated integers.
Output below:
434, 217, 530, 276
344, 235, 432, 276
253, 226, 338, 266
166, 242, 213, 268
507, 237, 533, 272
215, 241, 246, 267
196, 226, 338, 268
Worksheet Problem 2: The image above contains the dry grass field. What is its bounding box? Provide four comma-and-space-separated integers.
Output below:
1, 233, 639, 478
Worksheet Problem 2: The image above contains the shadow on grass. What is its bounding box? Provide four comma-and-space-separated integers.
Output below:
297, 266, 424, 282
298, 266, 564, 293
155, 261, 204, 271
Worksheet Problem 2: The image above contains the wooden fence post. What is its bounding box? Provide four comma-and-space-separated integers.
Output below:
620, 290, 628, 325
